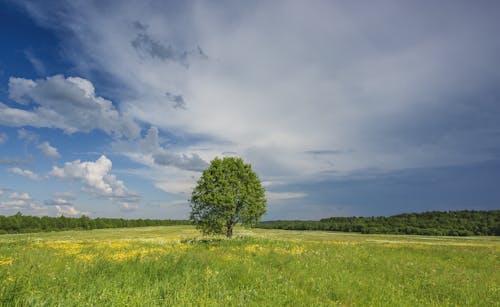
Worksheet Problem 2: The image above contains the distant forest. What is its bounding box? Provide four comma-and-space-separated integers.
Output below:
256, 210, 500, 236
0, 210, 499, 236
0, 213, 190, 234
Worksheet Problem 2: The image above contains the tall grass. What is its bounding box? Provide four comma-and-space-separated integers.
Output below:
1, 226, 499, 306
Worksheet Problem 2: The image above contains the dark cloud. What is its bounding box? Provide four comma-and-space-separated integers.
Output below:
196, 45, 208, 60
131, 33, 207, 68
267, 160, 500, 219
132, 20, 148, 32
153, 152, 208, 172
166, 92, 186, 109
127, 126, 209, 172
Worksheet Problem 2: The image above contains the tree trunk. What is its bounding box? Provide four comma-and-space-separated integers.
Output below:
226, 222, 233, 238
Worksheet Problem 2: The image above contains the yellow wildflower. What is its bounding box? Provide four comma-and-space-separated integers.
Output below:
0, 258, 14, 266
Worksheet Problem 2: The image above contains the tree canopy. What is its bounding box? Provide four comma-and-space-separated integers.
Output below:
190, 157, 266, 237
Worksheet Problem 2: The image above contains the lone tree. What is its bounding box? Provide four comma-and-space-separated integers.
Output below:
190, 157, 266, 238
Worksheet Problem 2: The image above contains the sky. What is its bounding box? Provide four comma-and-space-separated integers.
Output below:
1, 0, 499, 220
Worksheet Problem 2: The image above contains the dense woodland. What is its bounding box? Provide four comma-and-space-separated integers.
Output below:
0, 210, 499, 236
0, 213, 190, 234
256, 210, 500, 236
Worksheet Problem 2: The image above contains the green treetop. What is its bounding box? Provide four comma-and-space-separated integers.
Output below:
190, 157, 267, 238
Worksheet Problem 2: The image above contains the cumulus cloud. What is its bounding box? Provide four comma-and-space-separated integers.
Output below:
2, 75, 140, 138
8, 167, 41, 180
9, 192, 32, 200
0, 200, 48, 216
55, 205, 86, 217
0, 191, 84, 217
50, 155, 139, 204
0, 199, 26, 209
44, 193, 88, 216
0, 190, 51, 215
0, 192, 48, 215
37, 141, 60, 159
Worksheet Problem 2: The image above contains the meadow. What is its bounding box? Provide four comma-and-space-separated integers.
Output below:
0, 226, 498, 306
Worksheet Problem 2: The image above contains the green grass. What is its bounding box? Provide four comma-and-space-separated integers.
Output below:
1, 226, 499, 306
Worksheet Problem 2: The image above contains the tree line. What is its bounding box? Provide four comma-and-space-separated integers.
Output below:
0, 212, 191, 234
1, 210, 498, 236
256, 210, 500, 236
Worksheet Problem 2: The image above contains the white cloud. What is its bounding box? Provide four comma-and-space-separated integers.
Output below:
0, 191, 73, 216
55, 205, 85, 217
0, 133, 7, 144
12, 0, 500, 211
37, 141, 60, 159
9, 192, 32, 201
45, 196, 89, 216
8, 167, 41, 180
0, 199, 27, 209
2, 75, 140, 138
50, 155, 139, 204
18, 128, 38, 142
0, 192, 48, 215
266, 192, 307, 201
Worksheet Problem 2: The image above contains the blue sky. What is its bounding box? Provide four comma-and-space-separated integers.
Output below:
1, 0, 499, 219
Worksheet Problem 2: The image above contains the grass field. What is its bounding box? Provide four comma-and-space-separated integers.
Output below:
1, 226, 499, 306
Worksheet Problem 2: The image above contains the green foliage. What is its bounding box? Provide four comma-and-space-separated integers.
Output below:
0, 212, 190, 234
257, 210, 500, 236
190, 157, 266, 237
